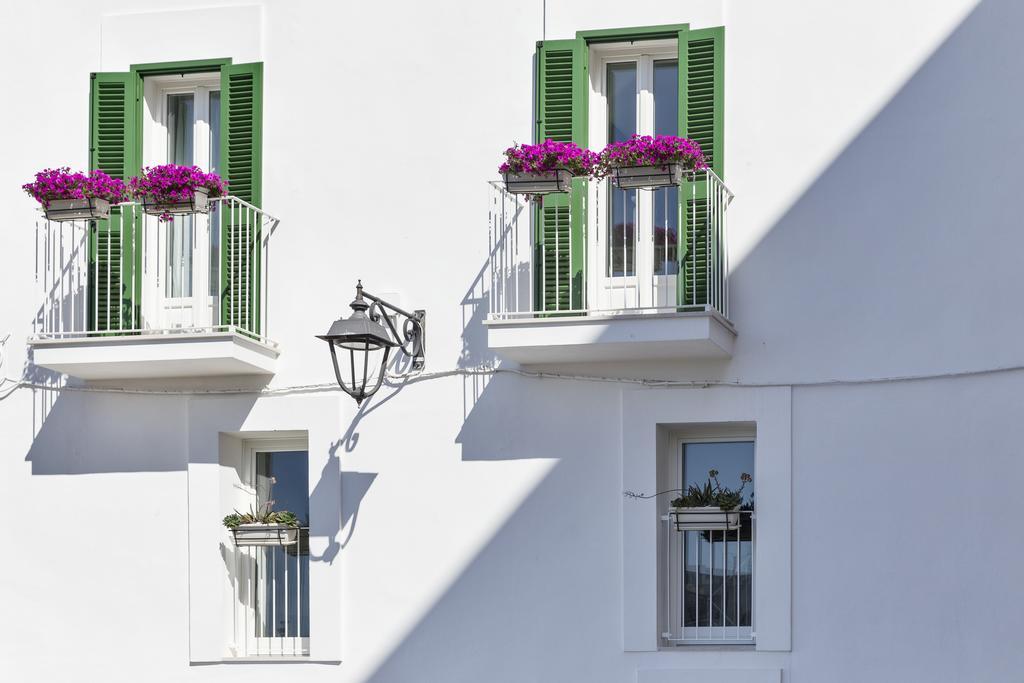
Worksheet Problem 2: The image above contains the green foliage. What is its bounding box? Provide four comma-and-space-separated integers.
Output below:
222, 503, 299, 529
670, 469, 752, 511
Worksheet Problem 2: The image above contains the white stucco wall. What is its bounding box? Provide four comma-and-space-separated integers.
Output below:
2, 1, 1023, 681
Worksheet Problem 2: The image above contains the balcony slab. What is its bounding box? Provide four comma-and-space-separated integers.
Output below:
28, 331, 279, 380
484, 310, 735, 365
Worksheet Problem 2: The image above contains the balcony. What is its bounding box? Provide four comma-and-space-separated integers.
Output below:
29, 197, 281, 379
484, 171, 736, 365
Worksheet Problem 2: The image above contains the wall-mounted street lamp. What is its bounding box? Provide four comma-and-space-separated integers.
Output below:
317, 282, 426, 406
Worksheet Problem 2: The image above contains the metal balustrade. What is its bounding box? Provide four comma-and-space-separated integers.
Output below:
487, 170, 733, 320
230, 529, 310, 657
662, 510, 754, 645
32, 196, 280, 346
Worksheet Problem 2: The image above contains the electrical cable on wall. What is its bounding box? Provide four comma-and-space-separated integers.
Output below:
3, 360, 1024, 401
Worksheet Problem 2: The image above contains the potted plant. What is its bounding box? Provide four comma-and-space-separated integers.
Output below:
500, 139, 599, 197
128, 164, 227, 220
23, 167, 127, 221
668, 469, 751, 531
223, 505, 300, 547
597, 134, 706, 190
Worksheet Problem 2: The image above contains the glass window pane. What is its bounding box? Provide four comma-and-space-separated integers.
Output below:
607, 62, 636, 144
681, 442, 754, 629
607, 62, 637, 278
653, 59, 678, 137
208, 91, 221, 174
209, 91, 222, 296
166, 94, 194, 166
682, 442, 754, 506
165, 217, 193, 298
166, 94, 196, 299
653, 186, 678, 276
255, 451, 310, 639
256, 451, 310, 525
653, 60, 679, 276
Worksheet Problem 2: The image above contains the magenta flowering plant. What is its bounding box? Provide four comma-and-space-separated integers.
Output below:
129, 164, 226, 208
499, 140, 600, 177
596, 135, 707, 177
22, 167, 127, 207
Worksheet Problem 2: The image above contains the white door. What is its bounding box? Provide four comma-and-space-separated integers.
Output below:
590, 44, 681, 312
142, 75, 221, 330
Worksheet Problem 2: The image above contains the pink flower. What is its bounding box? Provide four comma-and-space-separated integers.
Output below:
595, 135, 706, 177
500, 140, 600, 177
22, 167, 127, 207
127, 165, 228, 221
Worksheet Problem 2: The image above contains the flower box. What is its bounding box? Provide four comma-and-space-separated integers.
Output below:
43, 197, 111, 221
503, 169, 573, 196
612, 162, 686, 190
231, 523, 299, 547
669, 505, 740, 532
23, 168, 126, 220
141, 186, 210, 217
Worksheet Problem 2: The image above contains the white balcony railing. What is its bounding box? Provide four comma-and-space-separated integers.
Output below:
662, 510, 754, 645
487, 170, 734, 321
229, 529, 310, 657
32, 196, 280, 346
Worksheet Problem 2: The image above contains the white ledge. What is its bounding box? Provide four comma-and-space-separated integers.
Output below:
28, 331, 279, 379
484, 310, 736, 364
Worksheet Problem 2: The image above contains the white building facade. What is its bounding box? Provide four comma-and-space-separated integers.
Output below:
2, 1, 1022, 681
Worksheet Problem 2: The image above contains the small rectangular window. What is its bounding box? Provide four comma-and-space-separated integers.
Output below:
664, 440, 755, 645
229, 446, 310, 657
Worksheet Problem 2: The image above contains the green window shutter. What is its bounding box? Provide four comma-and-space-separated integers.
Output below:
221, 62, 263, 207
88, 71, 140, 332
676, 26, 724, 307
534, 40, 586, 313
681, 26, 724, 177
219, 62, 264, 332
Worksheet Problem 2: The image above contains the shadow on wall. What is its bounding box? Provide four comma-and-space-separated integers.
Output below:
727, 0, 1024, 380
366, 4, 1024, 681
21, 348, 64, 439
459, 254, 501, 421
24, 389, 193, 474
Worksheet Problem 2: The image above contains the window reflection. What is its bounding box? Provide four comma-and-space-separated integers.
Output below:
209, 91, 221, 296
607, 62, 637, 277
255, 451, 310, 638
166, 93, 195, 298
653, 60, 679, 276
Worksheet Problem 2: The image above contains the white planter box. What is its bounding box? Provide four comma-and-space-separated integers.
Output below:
231, 523, 299, 546
612, 162, 686, 190
503, 169, 572, 195
669, 505, 740, 531
43, 197, 111, 221
141, 186, 210, 217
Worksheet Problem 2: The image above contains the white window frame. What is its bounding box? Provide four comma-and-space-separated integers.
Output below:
621, 386, 792, 653
587, 39, 679, 312
662, 434, 756, 646
141, 72, 221, 331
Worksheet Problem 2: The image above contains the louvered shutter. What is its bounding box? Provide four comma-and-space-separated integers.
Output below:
677, 27, 723, 307
534, 40, 586, 313
89, 71, 140, 332
220, 62, 264, 332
